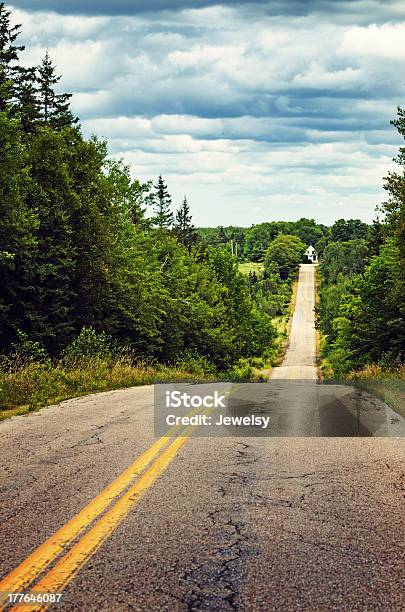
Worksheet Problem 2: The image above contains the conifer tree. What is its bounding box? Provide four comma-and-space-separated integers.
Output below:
14, 66, 40, 133
0, 2, 24, 109
153, 175, 174, 230
368, 214, 385, 257
0, 111, 37, 349
174, 196, 196, 250
37, 51, 78, 130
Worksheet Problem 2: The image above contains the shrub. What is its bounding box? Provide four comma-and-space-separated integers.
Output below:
174, 350, 217, 376
225, 358, 253, 381
61, 327, 115, 365
9, 330, 51, 365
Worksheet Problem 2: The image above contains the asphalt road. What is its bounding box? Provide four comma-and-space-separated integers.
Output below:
0, 265, 404, 611
271, 263, 317, 380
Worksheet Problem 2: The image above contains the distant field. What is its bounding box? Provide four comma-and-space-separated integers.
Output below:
238, 262, 264, 275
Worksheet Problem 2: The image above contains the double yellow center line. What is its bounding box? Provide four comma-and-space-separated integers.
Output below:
0, 407, 211, 611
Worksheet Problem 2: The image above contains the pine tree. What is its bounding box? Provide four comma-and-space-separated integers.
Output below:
218, 226, 227, 244
0, 2, 24, 109
0, 111, 37, 349
26, 127, 77, 353
174, 196, 196, 250
14, 66, 40, 133
368, 214, 385, 257
37, 51, 78, 130
153, 175, 174, 230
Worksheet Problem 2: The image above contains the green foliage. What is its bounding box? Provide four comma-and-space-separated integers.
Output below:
61, 327, 115, 364
37, 51, 77, 130
319, 239, 404, 376
0, 111, 37, 349
244, 223, 275, 261
197, 226, 245, 256
382, 106, 405, 266
10, 330, 50, 364
317, 108, 405, 380
317, 277, 347, 342
264, 234, 306, 280
7, 2, 393, 403
0, 355, 215, 415
152, 175, 174, 230
0, 2, 24, 110
319, 239, 369, 284
174, 349, 216, 376
330, 219, 370, 242
105, 158, 152, 226
291, 218, 326, 245
174, 196, 197, 250
347, 365, 405, 418
224, 358, 253, 381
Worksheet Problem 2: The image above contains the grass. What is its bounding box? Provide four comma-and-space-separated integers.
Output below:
238, 262, 264, 276
271, 279, 298, 368
314, 268, 324, 381
0, 353, 262, 421
0, 357, 217, 421
250, 279, 299, 381
346, 365, 405, 418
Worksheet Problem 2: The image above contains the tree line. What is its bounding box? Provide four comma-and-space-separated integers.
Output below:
317, 108, 405, 377
198, 217, 370, 262
0, 2, 274, 371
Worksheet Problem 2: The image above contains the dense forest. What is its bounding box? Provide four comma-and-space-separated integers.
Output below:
318, 120, 405, 377
317, 110, 404, 381
0, 3, 403, 415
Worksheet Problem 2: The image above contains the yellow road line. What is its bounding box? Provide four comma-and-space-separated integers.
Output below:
0, 413, 195, 599
11, 421, 204, 612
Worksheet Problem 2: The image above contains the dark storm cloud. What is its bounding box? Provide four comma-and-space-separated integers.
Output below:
9, 0, 405, 19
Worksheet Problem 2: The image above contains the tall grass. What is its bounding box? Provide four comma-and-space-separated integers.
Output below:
0, 355, 216, 420
0, 352, 259, 420
346, 364, 405, 418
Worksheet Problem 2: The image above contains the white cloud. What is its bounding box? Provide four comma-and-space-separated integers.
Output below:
340, 23, 405, 59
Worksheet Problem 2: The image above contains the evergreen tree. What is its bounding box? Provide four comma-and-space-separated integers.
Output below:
26, 127, 77, 353
0, 111, 37, 349
0, 2, 279, 371
382, 106, 405, 264
37, 51, 78, 130
0, 2, 24, 109
13, 66, 40, 133
153, 175, 173, 230
218, 226, 227, 244
368, 214, 385, 257
64, 132, 114, 334
174, 196, 196, 250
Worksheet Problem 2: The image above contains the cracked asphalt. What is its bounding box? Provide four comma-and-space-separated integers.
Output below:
0, 389, 404, 611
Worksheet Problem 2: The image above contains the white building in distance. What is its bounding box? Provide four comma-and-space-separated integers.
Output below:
305, 245, 318, 263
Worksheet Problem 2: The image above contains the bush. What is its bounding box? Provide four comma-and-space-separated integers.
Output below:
61, 327, 115, 365
225, 358, 253, 381
174, 349, 217, 376
9, 330, 51, 365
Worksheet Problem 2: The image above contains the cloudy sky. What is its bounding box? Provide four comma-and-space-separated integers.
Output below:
10, 0, 405, 226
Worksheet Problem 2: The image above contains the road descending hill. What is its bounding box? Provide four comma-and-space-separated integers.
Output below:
0, 265, 404, 611
271, 263, 317, 380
